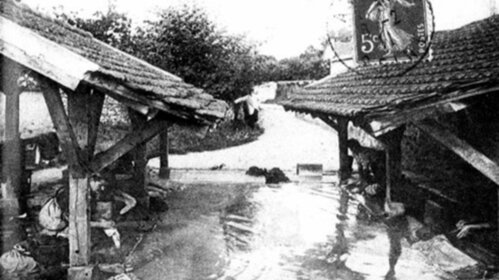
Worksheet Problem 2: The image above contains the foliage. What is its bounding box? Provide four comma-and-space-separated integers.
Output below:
56, 5, 329, 101
271, 46, 330, 81
55, 7, 136, 53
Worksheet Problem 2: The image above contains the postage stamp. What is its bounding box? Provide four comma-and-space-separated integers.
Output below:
353, 0, 431, 65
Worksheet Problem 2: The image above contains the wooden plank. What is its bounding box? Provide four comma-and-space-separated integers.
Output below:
417, 119, 499, 186
90, 117, 169, 172
67, 87, 92, 268
338, 118, 349, 180
39, 78, 81, 168
0, 16, 99, 90
159, 128, 170, 179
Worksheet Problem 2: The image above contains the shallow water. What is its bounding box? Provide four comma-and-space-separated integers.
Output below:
135, 175, 475, 280
218, 181, 457, 280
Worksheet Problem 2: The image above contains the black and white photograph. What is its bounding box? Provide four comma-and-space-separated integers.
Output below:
0, 0, 498, 279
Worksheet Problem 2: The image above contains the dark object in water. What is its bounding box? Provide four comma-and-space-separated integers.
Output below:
246, 166, 290, 184
210, 163, 226, 170
246, 166, 267, 177
265, 168, 290, 184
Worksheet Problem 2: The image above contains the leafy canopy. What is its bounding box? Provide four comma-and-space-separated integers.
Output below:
57, 5, 329, 101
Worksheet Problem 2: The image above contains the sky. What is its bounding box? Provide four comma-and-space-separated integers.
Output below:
21, 0, 499, 59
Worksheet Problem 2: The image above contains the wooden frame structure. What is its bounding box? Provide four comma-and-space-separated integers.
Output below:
0, 63, 202, 280
0, 2, 228, 278
279, 15, 499, 252
2, 66, 174, 278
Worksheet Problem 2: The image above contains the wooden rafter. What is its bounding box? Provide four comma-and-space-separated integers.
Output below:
83, 74, 198, 123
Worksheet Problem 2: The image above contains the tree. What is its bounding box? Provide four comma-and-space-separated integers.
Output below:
58, 5, 264, 101
134, 6, 263, 101
57, 5, 329, 99
264, 46, 330, 81
56, 6, 136, 53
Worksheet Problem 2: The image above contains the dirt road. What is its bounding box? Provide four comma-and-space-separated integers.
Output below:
149, 104, 339, 172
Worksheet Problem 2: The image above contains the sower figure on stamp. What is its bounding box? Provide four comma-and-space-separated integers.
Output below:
366, 0, 416, 57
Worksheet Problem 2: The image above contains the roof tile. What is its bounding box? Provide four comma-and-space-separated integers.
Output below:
279, 15, 499, 121
0, 0, 228, 124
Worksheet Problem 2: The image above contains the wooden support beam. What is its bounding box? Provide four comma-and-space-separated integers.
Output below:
1, 58, 23, 248
319, 115, 339, 131
338, 118, 349, 181
90, 117, 169, 173
159, 128, 170, 179
417, 119, 499, 186
67, 86, 92, 271
128, 110, 152, 206
1, 58, 22, 201
87, 91, 105, 158
39, 78, 81, 169
379, 127, 405, 193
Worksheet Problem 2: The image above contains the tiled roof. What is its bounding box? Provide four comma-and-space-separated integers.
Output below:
279, 15, 499, 122
0, 0, 228, 124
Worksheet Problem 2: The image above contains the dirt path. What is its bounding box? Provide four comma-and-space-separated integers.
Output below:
149, 104, 340, 172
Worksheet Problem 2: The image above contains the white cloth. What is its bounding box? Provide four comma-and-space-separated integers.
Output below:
39, 197, 67, 233
235, 94, 260, 115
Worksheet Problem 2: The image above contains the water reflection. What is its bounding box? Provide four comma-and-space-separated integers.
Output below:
216, 180, 455, 280
329, 189, 350, 264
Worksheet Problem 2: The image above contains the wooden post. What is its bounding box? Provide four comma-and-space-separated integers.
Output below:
1, 58, 23, 249
159, 128, 170, 179
338, 118, 349, 181
67, 86, 92, 276
128, 109, 149, 207
380, 127, 405, 202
